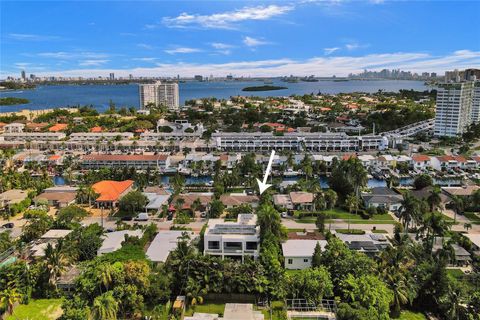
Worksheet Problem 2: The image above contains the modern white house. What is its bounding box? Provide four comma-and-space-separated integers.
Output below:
146, 231, 197, 263
204, 214, 260, 262
411, 155, 432, 171
282, 239, 327, 270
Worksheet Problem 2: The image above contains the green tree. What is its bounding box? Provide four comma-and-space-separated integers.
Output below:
44, 239, 69, 289
91, 291, 119, 320
286, 267, 333, 304
0, 284, 21, 315
209, 199, 224, 218
315, 213, 326, 233
324, 189, 338, 209
311, 242, 322, 268
414, 174, 433, 190
118, 191, 147, 217
54, 205, 88, 229
257, 204, 286, 240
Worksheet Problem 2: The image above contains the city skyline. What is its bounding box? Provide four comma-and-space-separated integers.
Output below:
1, 0, 479, 78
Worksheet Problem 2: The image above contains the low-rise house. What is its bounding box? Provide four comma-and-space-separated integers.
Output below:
204, 214, 260, 262
171, 193, 213, 211
431, 155, 460, 171
361, 187, 403, 212
442, 185, 480, 198
146, 231, 196, 263
143, 192, 170, 212
220, 194, 259, 209
185, 303, 264, 320
0, 132, 66, 141
97, 229, 143, 255
34, 191, 76, 208
282, 239, 327, 269
92, 180, 134, 208
411, 155, 431, 171
273, 194, 293, 210
30, 229, 73, 257
49, 123, 68, 132
81, 154, 170, 170
357, 154, 376, 167
289, 192, 314, 211
336, 233, 390, 255
0, 189, 28, 209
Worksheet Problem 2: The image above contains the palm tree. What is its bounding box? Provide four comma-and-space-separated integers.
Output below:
97, 263, 115, 292
345, 193, 359, 214
0, 284, 21, 315
448, 195, 464, 224
324, 189, 338, 210
44, 240, 69, 288
427, 188, 442, 212
399, 192, 423, 233
90, 291, 119, 320
464, 222, 472, 231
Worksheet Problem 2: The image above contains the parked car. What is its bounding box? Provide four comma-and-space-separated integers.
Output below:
2, 223, 14, 229
134, 212, 149, 221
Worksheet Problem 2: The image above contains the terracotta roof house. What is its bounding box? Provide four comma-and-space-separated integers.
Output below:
92, 180, 134, 208
171, 193, 213, 211
35, 192, 76, 208
219, 194, 260, 209
90, 126, 103, 133
289, 192, 314, 210
411, 155, 431, 171
25, 122, 49, 132
48, 123, 69, 132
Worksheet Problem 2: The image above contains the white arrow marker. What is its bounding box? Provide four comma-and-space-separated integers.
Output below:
257, 150, 275, 195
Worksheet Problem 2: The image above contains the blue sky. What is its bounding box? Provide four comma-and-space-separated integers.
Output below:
1, 0, 479, 78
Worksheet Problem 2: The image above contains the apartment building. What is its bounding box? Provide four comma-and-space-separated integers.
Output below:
81, 154, 170, 170
4, 123, 25, 133
204, 214, 260, 262
69, 132, 133, 141
139, 81, 179, 111
434, 81, 475, 137
0, 132, 66, 141
472, 82, 480, 123
211, 132, 389, 152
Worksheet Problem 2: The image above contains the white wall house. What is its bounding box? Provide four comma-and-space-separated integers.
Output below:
282, 239, 327, 270
204, 214, 260, 262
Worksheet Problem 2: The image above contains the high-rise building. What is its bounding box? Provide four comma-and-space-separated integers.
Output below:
109, 73, 115, 80
21, 70, 26, 80
434, 81, 475, 137
472, 82, 480, 123
139, 81, 179, 110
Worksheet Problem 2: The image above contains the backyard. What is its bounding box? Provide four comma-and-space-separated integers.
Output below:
6, 299, 63, 320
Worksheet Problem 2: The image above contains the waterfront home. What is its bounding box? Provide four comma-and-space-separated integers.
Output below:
411, 155, 432, 171
442, 185, 480, 198
97, 229, 144, 255
357, 154, 376, 167
81, 154, 170, 170
92, 180, 134, 208
143, 192, 170, 213
146, 231, 196, 263
48, 123, 68, 132
219, 194, 259, 209
282, 239, 327, 270
375, 155, 396, 169
204, 214, 260, 262
431, 155, 460, 171
361, 187, 403, 212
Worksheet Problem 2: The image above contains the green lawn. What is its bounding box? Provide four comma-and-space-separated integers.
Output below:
185, 303, 225, 316
398, 310, 427, 320
295, 208, 395, 224
335, 228, 366, 235
464, 212, 480, 224
7, 299, 63, 320
447, 268, 465, 279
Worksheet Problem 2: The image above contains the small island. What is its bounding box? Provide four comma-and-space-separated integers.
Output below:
0, 97, 30, 105
242, 85, 287, 92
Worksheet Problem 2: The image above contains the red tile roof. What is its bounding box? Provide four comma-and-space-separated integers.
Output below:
412, 155, 430, 162
49, 155, 61, 161
49, 123, 68, 132
90, 126, 103, 133
92, 180, 134, 202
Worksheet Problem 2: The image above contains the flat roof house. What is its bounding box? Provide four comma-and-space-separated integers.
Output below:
336, 233, 390, 256
92, 180, 134, 208
98, 229, 143, 255
282, 239, 327, 270
146, 231, 196, 263
81, 154, 170, 170
204, 214, 260, 262
219, 194, 260, 209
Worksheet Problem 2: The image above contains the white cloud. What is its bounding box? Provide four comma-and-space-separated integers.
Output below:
164, 47, 202, 54
8, 33, 61, 41
324, 47, 340, 55
79, 59, 109, 66
243, 36, 270, 47
211, 43, 234, 50
162, 5, 293, 29
36, 51, 109, 60
132, 57, 158, 62
137, 43, 154, 50
11, 50, 480, 78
